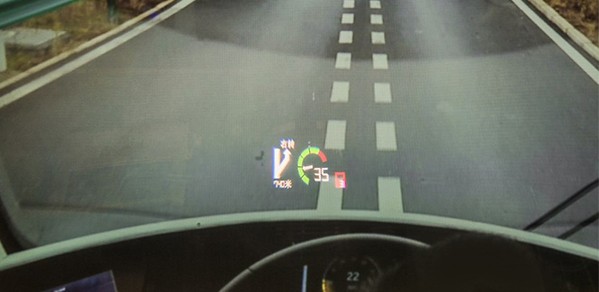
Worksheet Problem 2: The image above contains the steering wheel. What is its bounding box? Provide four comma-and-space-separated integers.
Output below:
220, 233, 430, 291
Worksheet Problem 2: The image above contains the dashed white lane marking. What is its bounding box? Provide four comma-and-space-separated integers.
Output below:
341, 13, 354, 24
0, 0, 195, 110
335, 52, 352, 69
376, 122, 397, 151
378, 177, 404, 213
330, 81, 350, 103
371, 32, 385, 44
374, 83, 392, 103
372, 53, 389, 69
370, 14, 383, 25
339, 31, 353, 44
325, 120, 347, 150
370, 0, 381, 9
317, 180, 343, 211
343, 0, 355, 9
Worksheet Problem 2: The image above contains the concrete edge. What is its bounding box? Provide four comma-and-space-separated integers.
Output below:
527, 0, 599, 61
0, 0, 176, 92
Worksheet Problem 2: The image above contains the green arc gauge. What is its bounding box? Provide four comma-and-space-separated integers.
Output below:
297, 146, 328, 185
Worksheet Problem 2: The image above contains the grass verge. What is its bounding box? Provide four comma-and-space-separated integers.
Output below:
544, 0, 598, 45
0, 0, 162, 82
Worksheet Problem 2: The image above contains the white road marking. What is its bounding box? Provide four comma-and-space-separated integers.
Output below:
317, 180, 343, 211
330, 81, 350, 103
372, 53, 389, 69
511, 0, 598, 84
335, 52, 352, 69
370, 0, 381, 9
378, 177, 404, 213
371, 31, 385, 44
343, 0, 355, 9
376, 122, 397, 151
374, 83, 392, 103
0, 0, 196, 110
370, 14, 383, 25
325, 120, 346, 150
339, 31, 353, 44
341, 13, 354, 24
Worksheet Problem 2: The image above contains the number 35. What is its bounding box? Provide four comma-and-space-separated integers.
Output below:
314, 167, 329, 182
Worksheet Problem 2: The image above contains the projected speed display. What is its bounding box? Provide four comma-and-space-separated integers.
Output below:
272, 139, 345, 190
297, 146, 328, 185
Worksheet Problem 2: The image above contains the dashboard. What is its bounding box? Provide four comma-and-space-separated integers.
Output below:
222, 233, 429, 291
0, 220, 597, 291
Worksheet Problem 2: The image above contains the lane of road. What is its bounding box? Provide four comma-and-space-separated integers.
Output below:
0, 0, 596, 246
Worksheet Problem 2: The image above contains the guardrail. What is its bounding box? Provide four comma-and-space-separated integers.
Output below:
0, 0, 78, 29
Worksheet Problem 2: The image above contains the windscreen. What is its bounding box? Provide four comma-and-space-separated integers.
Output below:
0, 0, 596, 250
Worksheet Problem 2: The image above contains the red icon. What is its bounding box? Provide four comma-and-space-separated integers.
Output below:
334, 172, 346, 189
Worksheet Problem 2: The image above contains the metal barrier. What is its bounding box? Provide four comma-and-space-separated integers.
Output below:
0, 0, 78, 72
0, 0, 78, 29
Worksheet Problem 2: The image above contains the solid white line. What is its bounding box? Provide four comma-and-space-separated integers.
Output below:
374, 83, 392, 103
373, 53, 388, 69
330, 81, 350, 103
335, 52, 352, 69
527, 0, 599, 61
339, 31, 353, 44
370, 0, 381, 9
341, 13, 354, 24
325, 120, 346, 150
343, 0, 355, 9
376, 122, 397, 151
0, 0, 197, 110
371, 32, 385, 44
371, 14, 383, 25
378, 177, 404, 213
510, 0, 598, 84
317, 181, 343, 211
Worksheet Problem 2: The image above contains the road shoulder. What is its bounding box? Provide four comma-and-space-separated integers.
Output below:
0, 0, 176, 95
527, 0, 599, 61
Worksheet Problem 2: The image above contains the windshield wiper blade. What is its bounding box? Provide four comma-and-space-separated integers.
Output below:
558, 212, 599, 239
524, 179, 598, 231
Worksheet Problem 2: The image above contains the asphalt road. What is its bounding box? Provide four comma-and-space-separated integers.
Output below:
0, 0, 597, 246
